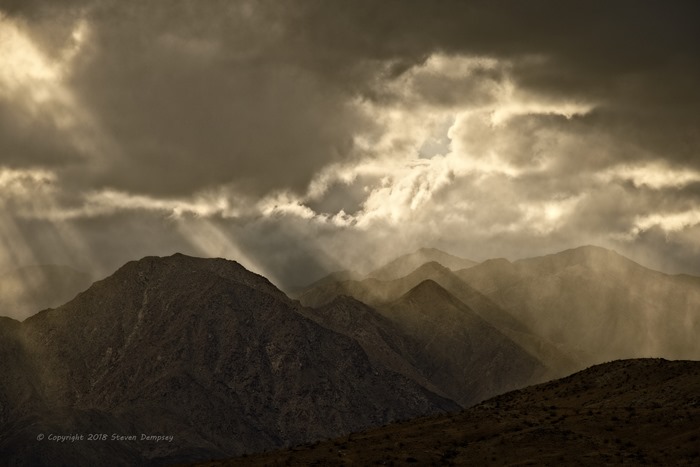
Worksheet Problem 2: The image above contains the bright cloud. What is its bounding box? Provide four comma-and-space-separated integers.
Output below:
1, 1, 699, 287
601, 162, 700, 189
633, 210, 700, 234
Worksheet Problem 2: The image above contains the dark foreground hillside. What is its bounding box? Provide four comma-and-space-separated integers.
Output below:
199, 359, 700, 466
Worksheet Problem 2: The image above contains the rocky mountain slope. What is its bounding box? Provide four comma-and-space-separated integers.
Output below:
299, 296, 451, 400
296, 261, 579, 378
290, 247, 474, 297
2, 245, 698, 465
297, 245, 700, 373
374, 280, 547, 405
0, 254, 455, 466
301, 281, 549, 408
203, 359, 700, 466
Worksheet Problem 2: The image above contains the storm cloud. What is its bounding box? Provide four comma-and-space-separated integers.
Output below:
1, 0, 699, 294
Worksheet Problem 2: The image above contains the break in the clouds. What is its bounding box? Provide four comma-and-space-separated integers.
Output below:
1, 0, 699, 291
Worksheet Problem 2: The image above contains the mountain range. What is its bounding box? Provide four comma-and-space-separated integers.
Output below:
456, 246, 700, 364
295, 245, 700, 370
0, 245, 698, 465
0, 255, 454, 466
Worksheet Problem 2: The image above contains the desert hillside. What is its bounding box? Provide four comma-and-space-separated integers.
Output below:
202, 359, 700, 466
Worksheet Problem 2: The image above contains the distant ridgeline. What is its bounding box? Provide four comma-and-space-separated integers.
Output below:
0, 246, 698, 465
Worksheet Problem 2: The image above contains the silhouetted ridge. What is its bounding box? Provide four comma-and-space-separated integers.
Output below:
4, 245, 699, 466
377, 279, 547, 405
108, 253, 288, 304
515, 245, 638, 273
367, 248, 476, 281
409, 260, 451, 275
2, 254, 453, 466
398, 278, 457, 304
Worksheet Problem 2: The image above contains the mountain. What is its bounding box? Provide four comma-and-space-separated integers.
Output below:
0, 254, 455, 466
302, 281, 548, 407
206, 358, 700, 466
295, 243, 700, 387
298, 261, 503, 312
0, 317, 44, 428
373, 280, 548, 405
300, 296, 451, 400
3, 245, 698, 465
296, 261, 579, 377
367, 247, 476, 281
285, 269, 360, 296
456, 245, 700, 365
0, 265, 93, 321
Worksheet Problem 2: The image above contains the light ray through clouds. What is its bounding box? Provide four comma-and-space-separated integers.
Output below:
175, 217, 281, 286
0, 168, 53, 269
0, 167, 99, 274
0, 1, 699, 291
0, 13, 110, 163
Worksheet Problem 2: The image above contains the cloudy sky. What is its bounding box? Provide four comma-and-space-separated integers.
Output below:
1, 0, 699, 288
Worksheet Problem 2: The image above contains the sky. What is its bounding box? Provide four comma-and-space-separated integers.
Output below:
1, 0, 699, 289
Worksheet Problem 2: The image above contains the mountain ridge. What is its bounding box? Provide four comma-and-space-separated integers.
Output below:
296, 259, 580, 378
456, 245, 700, 365
367, 247, 477, 281
374, 279, 548, 406
1, 253, 455, 466
2, 245, 699, 465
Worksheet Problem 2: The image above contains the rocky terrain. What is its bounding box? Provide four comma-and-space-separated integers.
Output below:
297, 245, 700, 372
1, 245, 699, 465
301, 280, 547, 407
200, 359, 700, 466
0, 254, 455, 466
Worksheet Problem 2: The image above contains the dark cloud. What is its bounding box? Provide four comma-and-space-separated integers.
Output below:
0, 98, 84, 168
305, 177, 370, 216
4, 0, 699, 193
63, 1, 374, 196
1, 0, 699, 289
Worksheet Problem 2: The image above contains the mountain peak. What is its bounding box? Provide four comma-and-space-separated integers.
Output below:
567, 244, 618, 257
415, 247, 443, 254
515, 245, 645, 275
478, 257, 512, 268
7, 254, 453, 465
115, 253, 249, 280
368, 248, 476, 281
400, 279, 456, 304
410, 261, 451, 275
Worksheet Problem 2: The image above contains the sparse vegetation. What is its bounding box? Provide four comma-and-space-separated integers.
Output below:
200, 359, 700, 467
